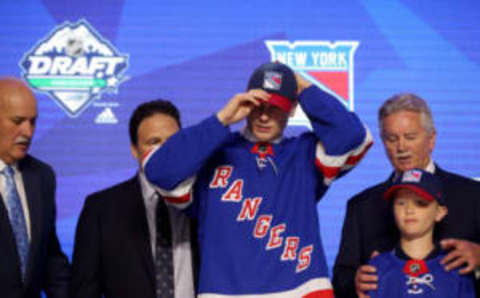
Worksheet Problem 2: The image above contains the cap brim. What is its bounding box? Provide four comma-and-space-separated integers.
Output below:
384, 184, 436, 202
267, 93, 292, 112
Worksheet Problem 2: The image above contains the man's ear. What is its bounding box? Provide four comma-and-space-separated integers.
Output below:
130, 144, 139, 160
435, 205, 448, 222
428, 130, 436, 155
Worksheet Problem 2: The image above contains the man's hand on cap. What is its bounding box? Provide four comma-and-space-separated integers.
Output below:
217, 90, 268, 126
295, 73, 312, 95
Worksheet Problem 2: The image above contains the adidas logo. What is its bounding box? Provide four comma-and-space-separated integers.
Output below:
95, 107, 118, 124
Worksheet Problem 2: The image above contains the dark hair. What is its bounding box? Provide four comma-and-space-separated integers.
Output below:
129, 99, 181, 145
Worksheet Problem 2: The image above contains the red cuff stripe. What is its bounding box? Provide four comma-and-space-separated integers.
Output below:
345, 141, 373, 165
163, 193, 191, 204
315, 141, 373, 178
315, 159, 341, 179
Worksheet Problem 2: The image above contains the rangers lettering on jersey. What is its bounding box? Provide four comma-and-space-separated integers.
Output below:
211, 165, 314, 273
236, 197, 262, 221
210, 165, 233, 188
221, 179, 244, 202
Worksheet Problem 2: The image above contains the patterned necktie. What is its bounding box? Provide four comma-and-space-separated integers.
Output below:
2, 166, 29, 279
155, 197, 174, 298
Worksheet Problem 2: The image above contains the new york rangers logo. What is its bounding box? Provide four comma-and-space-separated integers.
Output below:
265, 40, 359, 127
403, 169, 423, 183
264, 71, 282, 90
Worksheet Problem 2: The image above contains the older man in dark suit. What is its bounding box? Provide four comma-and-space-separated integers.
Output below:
71, 99, 196, 298
333, 93, 480, 298
0, 77, 70, 298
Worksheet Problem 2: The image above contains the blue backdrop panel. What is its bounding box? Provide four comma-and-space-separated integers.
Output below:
1, 0, 479, 276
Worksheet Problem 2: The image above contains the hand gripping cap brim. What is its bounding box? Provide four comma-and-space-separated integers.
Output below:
247, 62, 298, 112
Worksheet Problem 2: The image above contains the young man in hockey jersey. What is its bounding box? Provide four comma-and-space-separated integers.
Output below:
143, 62, 372, 297
367, 169, 475, 297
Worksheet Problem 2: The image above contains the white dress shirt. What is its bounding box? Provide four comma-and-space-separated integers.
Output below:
139, 172, 195, 298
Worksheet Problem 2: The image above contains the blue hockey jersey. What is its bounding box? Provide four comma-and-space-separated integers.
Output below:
368, 250, 475, 298
144, 86, 372, 297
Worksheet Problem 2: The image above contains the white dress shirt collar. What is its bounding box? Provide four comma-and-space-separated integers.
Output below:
139, 171, 156, 202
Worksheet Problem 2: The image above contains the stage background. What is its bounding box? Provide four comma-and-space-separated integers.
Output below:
1, 0, 479, 279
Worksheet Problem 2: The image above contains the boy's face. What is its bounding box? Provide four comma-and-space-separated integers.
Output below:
247, 102, 291, 142
393, 188, 447, 241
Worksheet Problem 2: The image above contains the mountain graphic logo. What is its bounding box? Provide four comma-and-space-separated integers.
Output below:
20, 19, 129, 118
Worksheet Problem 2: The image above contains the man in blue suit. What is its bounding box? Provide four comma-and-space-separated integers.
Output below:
0, 78, 70, 298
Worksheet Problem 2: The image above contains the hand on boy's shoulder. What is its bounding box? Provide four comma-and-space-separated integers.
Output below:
355, 250, 380, 298
440, 238, 480, 274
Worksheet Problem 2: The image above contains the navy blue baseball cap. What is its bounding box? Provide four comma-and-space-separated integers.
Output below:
247, 62, 297, 112
384, 169, 444, 205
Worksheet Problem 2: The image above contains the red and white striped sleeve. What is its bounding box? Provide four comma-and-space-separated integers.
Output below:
314, 125, 373, 186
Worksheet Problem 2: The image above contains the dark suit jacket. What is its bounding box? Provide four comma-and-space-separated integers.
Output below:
0, 155, 70, 298
71, 176, 198, 298
332, 165, 480, 298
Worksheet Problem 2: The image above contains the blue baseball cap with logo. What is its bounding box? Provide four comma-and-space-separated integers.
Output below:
247, 62, 298, 112
384, 169, 445, 205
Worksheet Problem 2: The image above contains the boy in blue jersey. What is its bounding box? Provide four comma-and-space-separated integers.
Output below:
143, 62, 372, 297
367, 168, 475, 297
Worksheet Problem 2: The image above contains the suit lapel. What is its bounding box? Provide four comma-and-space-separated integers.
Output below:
433, 164, 446, 178
20, 159, 42, 285
126, 177, 156, 286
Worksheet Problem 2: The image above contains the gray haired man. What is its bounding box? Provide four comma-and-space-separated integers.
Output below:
333, 93, 480, 298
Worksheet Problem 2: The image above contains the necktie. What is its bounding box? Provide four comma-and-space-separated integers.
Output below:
2, 166, 29, 279
155, 197, 174, 298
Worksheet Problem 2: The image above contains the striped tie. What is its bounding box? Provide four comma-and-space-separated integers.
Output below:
2, 166, 29, 279
155, 197, 174, 298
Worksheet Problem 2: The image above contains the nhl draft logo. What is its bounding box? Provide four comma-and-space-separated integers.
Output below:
265, 40, 358, 127
20, 19, 129, 117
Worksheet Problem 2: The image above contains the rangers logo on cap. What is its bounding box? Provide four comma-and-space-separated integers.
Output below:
402, 169, 422, 183
263, 71, 282, 90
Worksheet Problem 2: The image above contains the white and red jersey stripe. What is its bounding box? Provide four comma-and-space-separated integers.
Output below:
142, 145, 195, 209
198, 278, 334, 298
315, 125, 373, 186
